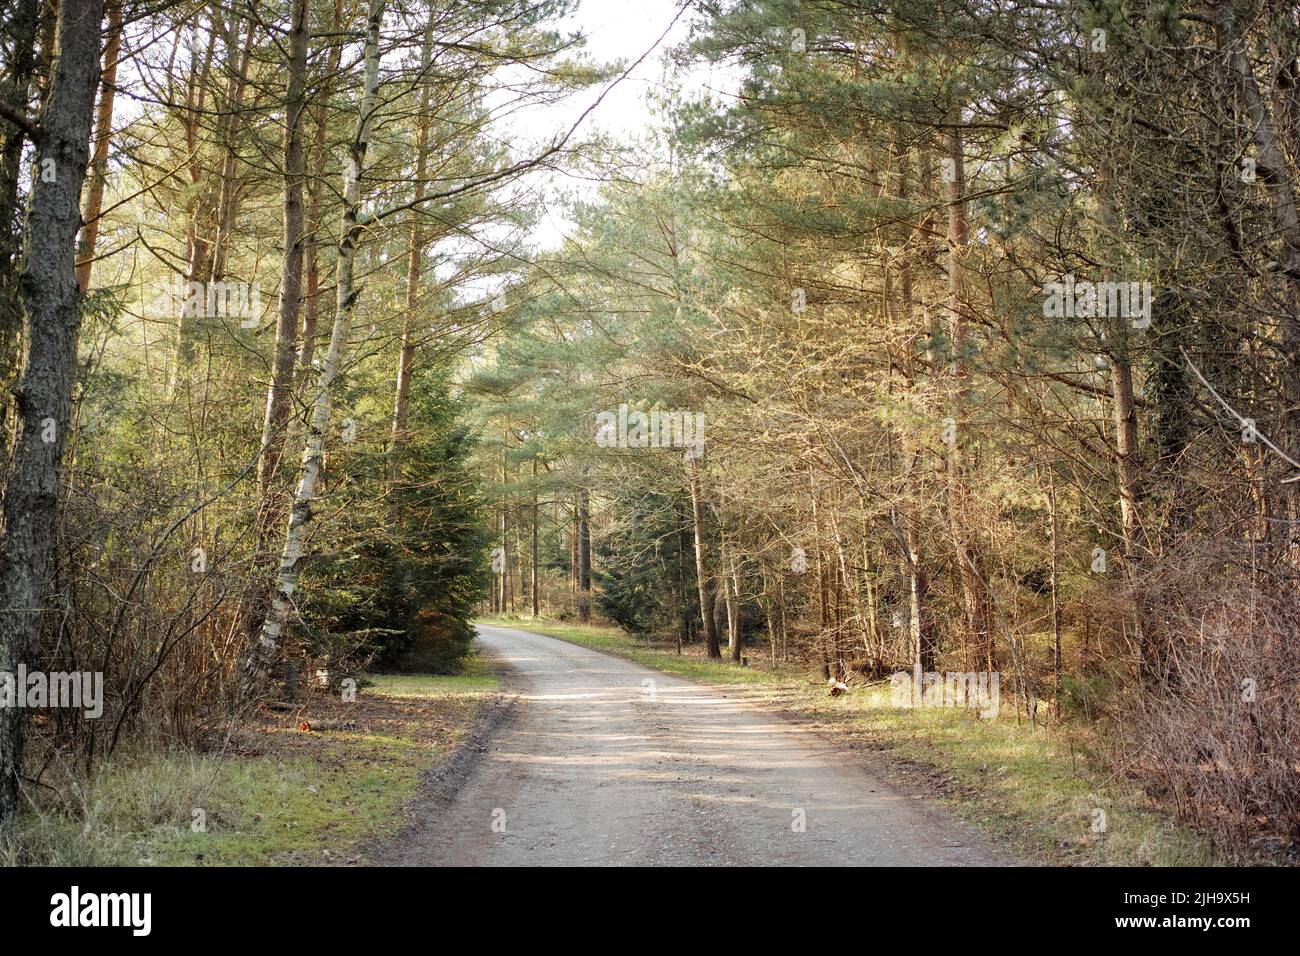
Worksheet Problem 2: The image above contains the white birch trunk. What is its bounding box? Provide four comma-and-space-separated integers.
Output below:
241, 0, 385, 696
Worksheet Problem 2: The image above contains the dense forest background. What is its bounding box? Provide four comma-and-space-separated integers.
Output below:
0, 0, 1297, 858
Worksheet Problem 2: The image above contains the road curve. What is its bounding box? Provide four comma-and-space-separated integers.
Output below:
386, 624, 1010, 866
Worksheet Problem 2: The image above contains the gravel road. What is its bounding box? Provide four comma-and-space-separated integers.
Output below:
385, 624, 1010, 866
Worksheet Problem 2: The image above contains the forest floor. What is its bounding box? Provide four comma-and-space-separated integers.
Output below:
6, 658, 504, 866
475, 615, 1230, 866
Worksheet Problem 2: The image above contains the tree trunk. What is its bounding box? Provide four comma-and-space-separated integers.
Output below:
688, 458, 720, 657
861, 537, 880, 666
171, 9, 253, 384
301, 0, 344, 373
209, 11, 258, 282
173, 20, 217, 361
0, 0, 104, 834
907, 521, 935, 672
577, 485, 591, 621
712, 584, 728, 653
74, 0, 122, 292
490, 502, 500, 614
507, 494, 516, 614
1049, 474, 1062, 714
811, 479, 832, 677
570, 497, 578, 594
1110, 331, 1141, 560
728, 557, 742, 662
497, 449, 507, 610
894, 143, 936, 676
0, 0, 43, 457
531, 457, 539, 617
676, 504, 690, 649
241, 0, 384, 700
763, 570, 776, 665
943, 117, 995, 673
719, 530, 741, 661
388, 21, 435, 487
256, 0, 309, 526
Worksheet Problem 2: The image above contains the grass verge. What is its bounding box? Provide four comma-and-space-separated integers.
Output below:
5, 655, 499, 866
477, 615, 1227, 866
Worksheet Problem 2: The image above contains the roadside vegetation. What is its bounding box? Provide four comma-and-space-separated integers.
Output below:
4, 659, 498, 866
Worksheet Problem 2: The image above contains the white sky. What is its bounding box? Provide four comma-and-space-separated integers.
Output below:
556, 0, 698, 134
498, 0, 728, 251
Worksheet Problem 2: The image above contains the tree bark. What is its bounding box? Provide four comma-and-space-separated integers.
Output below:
906, 520, 935, 672
577, 484, 591, 620
943, 117, 995, 673
388, 20, 435, 487
256, 0, 309, 525
0, 0, 105, 834
301, 0, 344, 373
257, 0, 310, 515
209, 9, 258, 283
676, 507, 689, 649
570, 496, 578, 594
74, 0, 121, 292
728, 556, 742, 662
712, 584, 728, 654
719, 528, 741, 661
241, 0, 384, 700
1049, 474, 1062, 714
688, 458, 720, 657
894, 144, 936, 675
531, 457, 539, 617
172, 8, 253, 384
1110, 329, 1141, 560
0, 0, 43, 457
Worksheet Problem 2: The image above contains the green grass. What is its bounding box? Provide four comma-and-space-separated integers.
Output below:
477, 615, 1224, 866
5, 662, 499, 866
365, 654, 500, 695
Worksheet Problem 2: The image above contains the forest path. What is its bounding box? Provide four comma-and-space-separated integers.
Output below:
383, 624, 1011, 866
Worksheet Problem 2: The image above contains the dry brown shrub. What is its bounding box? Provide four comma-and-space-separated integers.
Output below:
1117, 566, 1299, 860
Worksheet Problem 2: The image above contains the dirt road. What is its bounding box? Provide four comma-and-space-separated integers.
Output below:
384, 624, 1009, 866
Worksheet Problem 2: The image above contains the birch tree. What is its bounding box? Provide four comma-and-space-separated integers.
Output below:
241, 0, 385, 696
